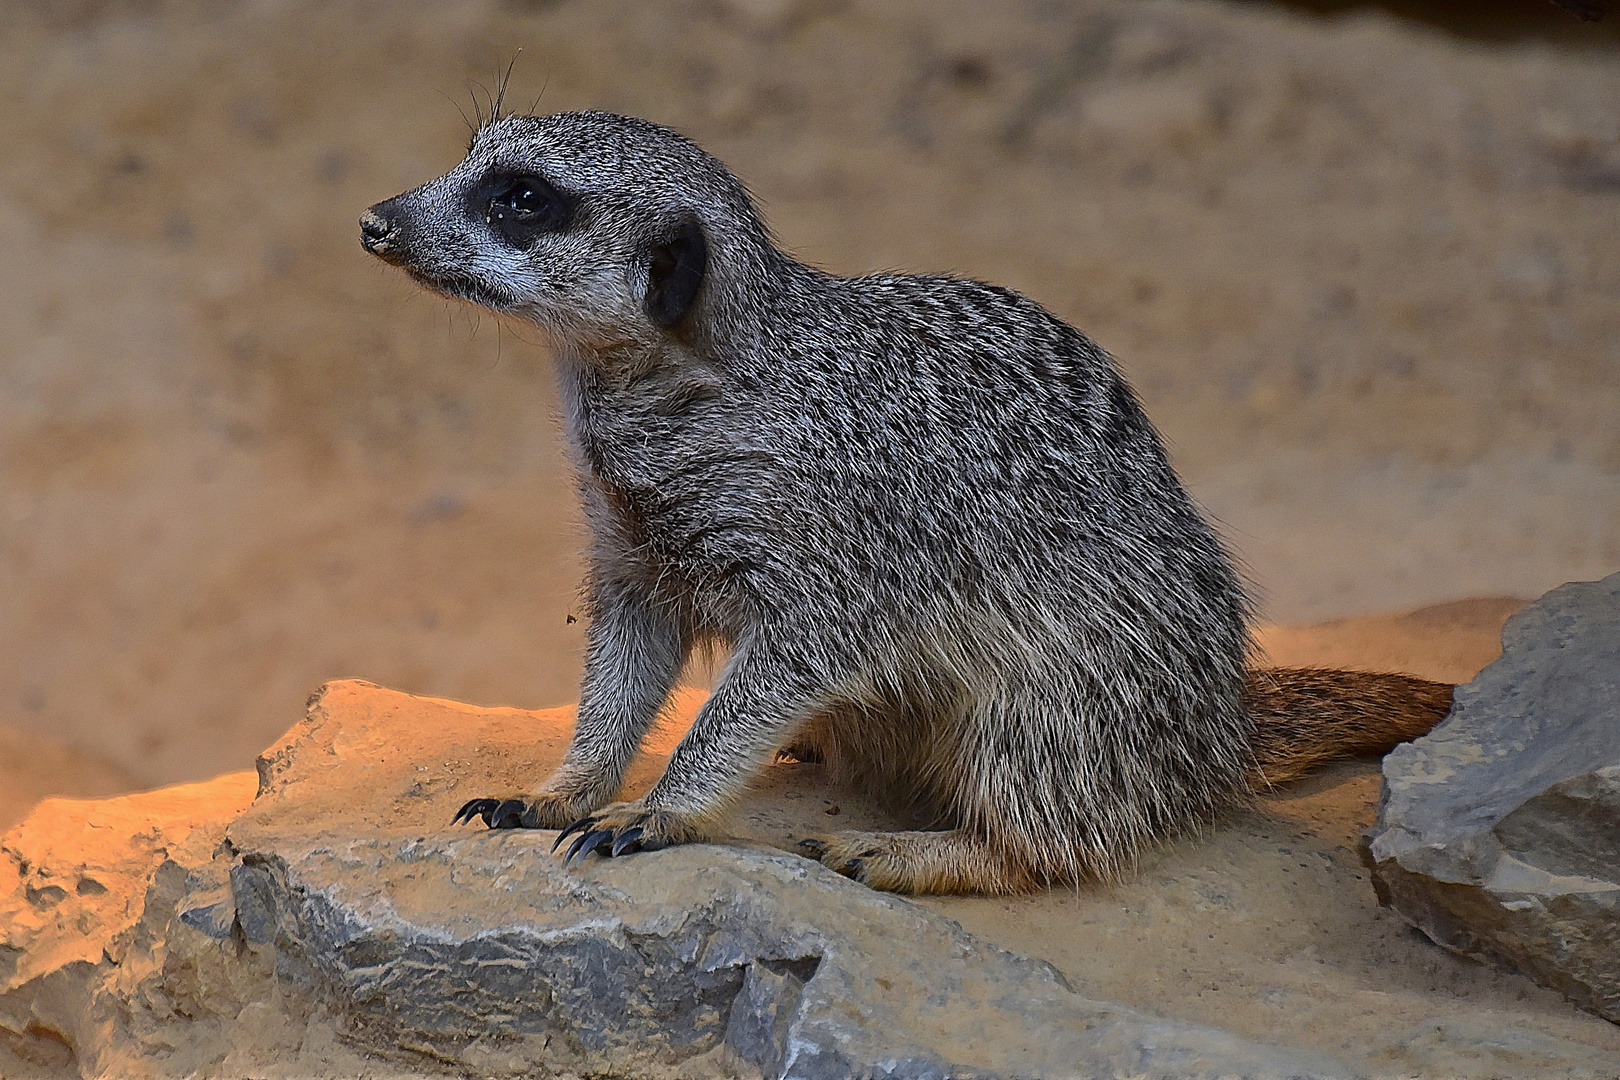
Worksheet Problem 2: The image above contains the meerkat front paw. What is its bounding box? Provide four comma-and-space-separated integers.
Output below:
551, 801, 710, 864
451, 791, 593, 831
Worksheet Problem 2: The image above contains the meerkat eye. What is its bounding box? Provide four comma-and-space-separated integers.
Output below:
497, 180, 552, 217
484, 174, 572, 247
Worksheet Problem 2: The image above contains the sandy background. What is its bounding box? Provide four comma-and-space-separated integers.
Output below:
0, 0, 1617, 803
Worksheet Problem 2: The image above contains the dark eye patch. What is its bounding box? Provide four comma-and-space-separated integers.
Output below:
480, 173, 575, 248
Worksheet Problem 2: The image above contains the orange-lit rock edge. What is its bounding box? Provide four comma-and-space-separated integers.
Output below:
2, 679, 707, 996
0, 681, 713, 1078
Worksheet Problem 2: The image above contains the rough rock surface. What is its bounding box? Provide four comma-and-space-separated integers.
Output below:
1367, 572, 1620, 1024
0, 774, 271, 1078
3, 680, 1347, 1079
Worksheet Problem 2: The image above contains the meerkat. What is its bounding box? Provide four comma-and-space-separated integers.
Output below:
359, 110, 1454, 895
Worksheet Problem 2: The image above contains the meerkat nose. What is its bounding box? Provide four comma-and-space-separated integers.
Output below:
359, 202, 403, 261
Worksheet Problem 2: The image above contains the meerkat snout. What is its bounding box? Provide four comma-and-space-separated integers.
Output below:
359, 202, 403, 262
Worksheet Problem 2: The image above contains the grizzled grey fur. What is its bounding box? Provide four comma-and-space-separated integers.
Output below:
362, 110, 1259, 892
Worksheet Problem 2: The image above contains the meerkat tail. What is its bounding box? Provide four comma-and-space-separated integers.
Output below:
1242, 667, 1455, 787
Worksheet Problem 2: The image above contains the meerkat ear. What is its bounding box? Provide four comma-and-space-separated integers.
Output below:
644, 214, 708, 330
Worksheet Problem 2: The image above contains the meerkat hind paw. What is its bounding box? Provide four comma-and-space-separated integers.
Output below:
799, 830, 1033, 895
809, 836, 888, 886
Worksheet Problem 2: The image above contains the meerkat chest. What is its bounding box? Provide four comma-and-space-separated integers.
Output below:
566, 380, 717, 491
560, 356, 765, 548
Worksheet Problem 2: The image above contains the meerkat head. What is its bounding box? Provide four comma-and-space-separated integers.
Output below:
360, 110, 771, 350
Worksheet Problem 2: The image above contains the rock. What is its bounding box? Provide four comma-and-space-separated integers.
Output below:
3, 680, 1351, 1079
1367, 572, 1620, 1024
0, 773, 272, 1078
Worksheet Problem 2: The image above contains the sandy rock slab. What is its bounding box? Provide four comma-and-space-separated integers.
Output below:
2, 680, 1348, 1079
1367, 572, 1620, 1024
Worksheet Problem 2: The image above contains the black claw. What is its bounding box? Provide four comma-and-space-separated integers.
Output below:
553, 816, 595, 852
562, 830, 593, 863
566, 828, 614, 865
489, 798, 530, 829
839, 857, 866, 880
453, 798, 499, 826
610, 826, 644, 857
795, 838, 829, 859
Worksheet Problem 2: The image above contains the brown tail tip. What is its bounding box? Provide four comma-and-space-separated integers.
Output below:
1244, 667, 1455, 787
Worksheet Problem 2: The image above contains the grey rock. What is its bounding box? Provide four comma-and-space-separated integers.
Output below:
228, 808, 1345, 1079
229, 833, 1349, 1079
1367, 572, 1620, 1023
